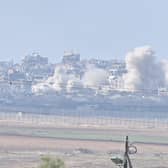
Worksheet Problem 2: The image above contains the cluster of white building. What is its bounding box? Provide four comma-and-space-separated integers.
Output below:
0, 51, 166, 98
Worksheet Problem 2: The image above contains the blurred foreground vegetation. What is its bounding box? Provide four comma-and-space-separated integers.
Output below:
38, 156, 65, 168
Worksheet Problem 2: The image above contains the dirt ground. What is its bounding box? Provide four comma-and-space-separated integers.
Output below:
0, 121, 168, 168
0, 135, 168, 168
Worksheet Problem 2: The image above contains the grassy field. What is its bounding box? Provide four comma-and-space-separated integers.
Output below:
0, 124, 168, 144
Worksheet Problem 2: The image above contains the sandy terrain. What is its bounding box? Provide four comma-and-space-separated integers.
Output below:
0, 134, 168, 168
0, 120, 168, 168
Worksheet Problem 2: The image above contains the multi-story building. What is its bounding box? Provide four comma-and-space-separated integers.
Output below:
0, 61, 13, 80
108, 61, 126, 89
62, 51, 80, 64
21, 52, 54, 80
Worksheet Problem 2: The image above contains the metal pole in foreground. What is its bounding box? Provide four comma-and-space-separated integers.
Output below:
124, 136, 135, 168
123, 136, 128, 168
111, 136, 136, 168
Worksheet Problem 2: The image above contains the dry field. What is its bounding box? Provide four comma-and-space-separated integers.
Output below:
0, 119, 168, 168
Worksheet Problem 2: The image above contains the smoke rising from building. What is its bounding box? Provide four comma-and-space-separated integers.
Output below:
82, 66, 108, 88
32, 64, 109, 94
32, 46, 168, 95
123, 46, 165, 91
32, 65, 80, 94
162, 60, 168, 87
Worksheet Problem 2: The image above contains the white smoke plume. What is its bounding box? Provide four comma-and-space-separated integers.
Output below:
82, 66, 108, 88
32, 64, 108, 94
123, 46, 165, 91
32, 46, 168, 95
32, 65, 81, 94
162, 60, 168, 86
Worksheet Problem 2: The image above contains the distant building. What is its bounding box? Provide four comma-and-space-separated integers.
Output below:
109, 62, 126, 76
108, 76, 124, 89
62, 51, 80, 64
0, 61, 13, 68
22, 52, 48, 68
158, 88, 168, 96
107, 61, 126, 90
0, 61, 13, 80
21, 52, 54, 80
88, 59, 112, 69
8, 69, 26, 81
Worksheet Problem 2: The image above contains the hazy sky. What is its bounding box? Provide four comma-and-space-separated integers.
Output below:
0, 0, 168, 62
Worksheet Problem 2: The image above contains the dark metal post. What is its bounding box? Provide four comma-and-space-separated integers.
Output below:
111, 136, 136, 168
124, 136, 128, 168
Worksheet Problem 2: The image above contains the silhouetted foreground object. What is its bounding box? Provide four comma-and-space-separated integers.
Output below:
38, 156, 65, 168
111, 136, 137, 168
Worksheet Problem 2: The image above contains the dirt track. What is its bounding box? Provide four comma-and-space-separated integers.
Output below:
0, 134, 168, 154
